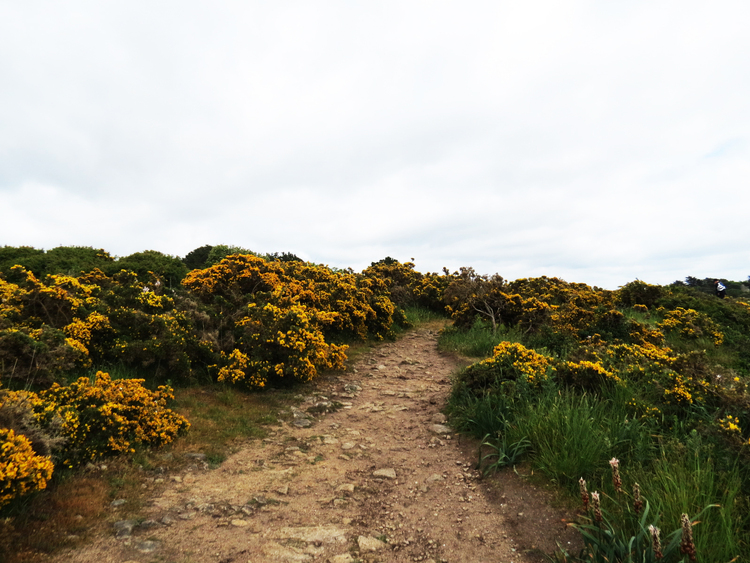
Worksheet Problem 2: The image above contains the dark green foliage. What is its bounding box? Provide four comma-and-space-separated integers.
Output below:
370, 256, 400, 267
204, 245, 257, 267
43, 247, 114, 276
616, 280, 663, 308
0, 246, 114, 280
111, 250, 188, 288
0, 246, 46, 279
266, 251, 303, 263
182, 245, 213, 270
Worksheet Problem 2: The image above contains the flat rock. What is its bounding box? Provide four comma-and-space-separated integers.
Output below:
358, 535, 388, 552
262, 541, 312, 562
113, 520, 135, 538
134, 540, 160, 553
426, 473, 445, 482
293, 418, 313, 428
274, 525, 348, 544
429, 423, 452, 434
336, 483, 355, 495
373, 468, 397, 479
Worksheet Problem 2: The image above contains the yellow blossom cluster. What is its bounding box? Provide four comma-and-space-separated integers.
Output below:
555, 359, 621, 390
460, 341, 553, 392
719, 415, 741, 434
0, 428, 54, 509
182, 254, 402, 387
662, 372, 696, 406
33, 372, 190, 466
362, 259, 453, 312
658, 307, 724, 346
223, 302, 348, 388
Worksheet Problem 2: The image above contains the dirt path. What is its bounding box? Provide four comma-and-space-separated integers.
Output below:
50, 327, 578, 563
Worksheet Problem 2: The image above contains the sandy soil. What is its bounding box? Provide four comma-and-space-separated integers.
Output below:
48, 326, 580, 563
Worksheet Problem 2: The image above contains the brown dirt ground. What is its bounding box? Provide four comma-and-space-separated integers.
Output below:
45, 325, 581, 563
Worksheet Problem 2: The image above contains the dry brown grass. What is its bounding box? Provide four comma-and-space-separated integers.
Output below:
1, 474, 108, 563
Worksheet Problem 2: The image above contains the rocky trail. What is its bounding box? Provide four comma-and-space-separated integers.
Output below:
50, 326, 579, 563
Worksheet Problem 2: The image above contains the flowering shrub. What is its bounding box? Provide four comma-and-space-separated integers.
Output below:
0, 326, 86, 385
34, 372, 189, 467
0, 428, 54, 509
179, 254, 405, 387
459, 341, 553, 394
658, 307, 724, 346
220, 302, 348, 388
617, 279, 663, 308
183, 254, 399, 341
719, 415, 741, 435
363, 258, 452, 312
554, 359, 621, 390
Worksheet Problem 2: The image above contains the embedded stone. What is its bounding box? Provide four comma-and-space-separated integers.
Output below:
113, 520, 135, 538
358, 535, 387, 552
429, 424, 452, 434
134, 540, 160, 553
373, 468, 397, 479
336, 483, 355, 495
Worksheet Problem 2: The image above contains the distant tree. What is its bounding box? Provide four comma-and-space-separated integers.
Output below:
111, 250, 188, 288
443, 267, 512, 334
205, 245, 258, 267
0, 246, 46, 279
370, 256, 399, 267
44, 246, 114, 276
266, 251, 303, 263
0, 246, 114, 280
617, 280, 663, 308
182, 245, 213, 270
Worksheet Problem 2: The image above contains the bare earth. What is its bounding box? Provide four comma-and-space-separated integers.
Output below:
49, 326, 579, 563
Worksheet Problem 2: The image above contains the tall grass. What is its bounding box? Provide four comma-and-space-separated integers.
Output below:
402, 305, 446, 326
438, 321, 524, 358
632, 441, 746, 560
447, 380, 746, 561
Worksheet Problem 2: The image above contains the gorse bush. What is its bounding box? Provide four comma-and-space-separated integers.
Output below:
1, 374, 189, 468
36, 372, 190, 467
216, 301, 347, 388
0, 249, 413, 392
182, 253, 407, 388
0, 428, 54, 509
0, 372, 188, 513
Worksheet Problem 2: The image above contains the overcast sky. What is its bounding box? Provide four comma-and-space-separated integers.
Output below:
1, 1, 749, 289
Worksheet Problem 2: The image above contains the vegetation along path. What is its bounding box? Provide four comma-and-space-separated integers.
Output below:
50, 326, 578, 563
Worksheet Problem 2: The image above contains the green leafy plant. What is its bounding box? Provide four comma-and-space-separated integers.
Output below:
477, 432, 530, 475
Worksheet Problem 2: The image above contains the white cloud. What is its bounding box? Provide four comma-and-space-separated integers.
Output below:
1, 1, 750, 289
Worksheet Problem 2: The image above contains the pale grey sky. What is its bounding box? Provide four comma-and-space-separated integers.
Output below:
1, 1, 749, 288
